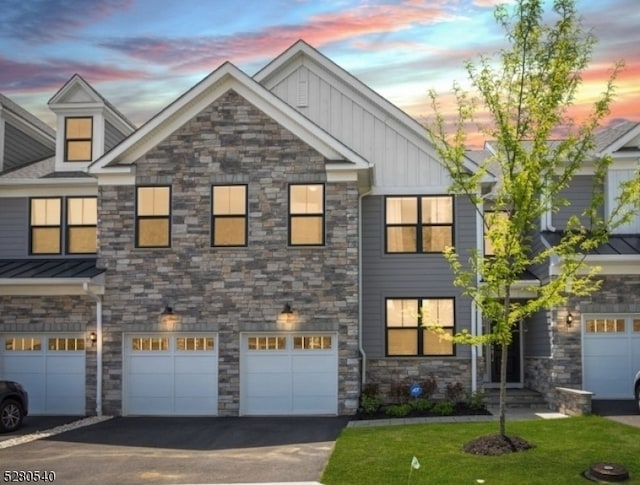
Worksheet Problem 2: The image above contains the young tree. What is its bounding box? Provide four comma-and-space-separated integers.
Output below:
427, 0, 639, 443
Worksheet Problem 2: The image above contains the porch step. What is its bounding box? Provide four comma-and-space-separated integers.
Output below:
483, 388, 549, 409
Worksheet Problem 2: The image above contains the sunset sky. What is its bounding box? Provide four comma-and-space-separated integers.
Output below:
2, 0, 639, 144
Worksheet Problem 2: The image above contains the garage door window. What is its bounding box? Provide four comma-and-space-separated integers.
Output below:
48, 338, 85, 351
5, 337, 42, 351
248, 336, 286, 350
294, 336, 332, 349
132, 337, 169, 351
177, 337, 214, 351
586, 318, 625, 333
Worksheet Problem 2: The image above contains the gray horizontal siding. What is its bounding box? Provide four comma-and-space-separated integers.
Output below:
524, 310, 550, 357
104, 120, 127, 152
3, 124, 54, 172
0, 197, 28, 258
554, 175, 602, 229
362, 194, 477, 359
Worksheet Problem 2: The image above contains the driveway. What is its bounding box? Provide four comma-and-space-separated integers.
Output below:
592, 400, 640, 429
0, 416, 348, 484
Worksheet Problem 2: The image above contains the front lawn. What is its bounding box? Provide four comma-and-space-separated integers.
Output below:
322, 416, 640, 484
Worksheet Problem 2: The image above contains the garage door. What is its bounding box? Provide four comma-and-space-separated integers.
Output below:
583, 316, 640, 399
124, 334, 218, 416
241, 333, 338, 415
1, 334, 86, 415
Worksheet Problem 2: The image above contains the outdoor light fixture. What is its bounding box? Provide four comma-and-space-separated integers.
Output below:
281, 303, 293, 316
566, 312, 573, 327
160, 304, 179, 329
89, 331, 97, 346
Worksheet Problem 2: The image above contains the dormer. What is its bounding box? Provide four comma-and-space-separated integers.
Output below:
48, 74, 135, 172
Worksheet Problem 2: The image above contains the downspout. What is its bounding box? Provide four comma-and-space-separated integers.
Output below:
83, 282, 103, 417
358, 187, 373, 386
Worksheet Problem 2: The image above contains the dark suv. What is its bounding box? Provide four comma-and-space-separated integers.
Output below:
0, 380, 29, 432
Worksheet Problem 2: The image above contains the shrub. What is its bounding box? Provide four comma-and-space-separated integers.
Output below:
360, 394, 382, 414
385, 403, 412, 417
432, 400, 455, 416
389, 379, 411, 404
465, 391, 486, 411
361, 382, 379, 398
419, 375, 438, 399
410, 398, 433, 412
445, 382, 465, 403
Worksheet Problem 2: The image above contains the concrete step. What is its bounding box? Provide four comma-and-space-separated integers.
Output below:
483, 388, 549, 409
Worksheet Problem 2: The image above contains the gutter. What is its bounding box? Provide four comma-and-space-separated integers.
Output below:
83, 282, 103, 417
358, 188, 373, 387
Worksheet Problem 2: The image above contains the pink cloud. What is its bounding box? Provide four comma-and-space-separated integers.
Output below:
99, 0, 458, 72
0, 57, 150, 93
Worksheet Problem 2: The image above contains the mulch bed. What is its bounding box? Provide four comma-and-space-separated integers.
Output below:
352, 402, 492, 421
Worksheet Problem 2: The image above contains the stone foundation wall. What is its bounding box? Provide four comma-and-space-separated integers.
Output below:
365, 358, 475, 402
98, 90, 361, 415
524, 356, 554, 404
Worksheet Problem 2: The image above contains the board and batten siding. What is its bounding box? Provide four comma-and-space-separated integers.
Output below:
553, 175, 603, 229
269, 65, 450, 191
523, 310, 551, 357
361, 195, 476, 359
0, 197, 28, 258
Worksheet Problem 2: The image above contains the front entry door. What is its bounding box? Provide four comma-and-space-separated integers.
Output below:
488, 321, 523, 387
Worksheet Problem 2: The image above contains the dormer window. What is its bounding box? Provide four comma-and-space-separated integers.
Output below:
65, 117, 93, 161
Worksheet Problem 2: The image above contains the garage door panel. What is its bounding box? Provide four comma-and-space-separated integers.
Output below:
129, 356, 173, 373
1, 335, 85, 415
242, 334, 337, 415
125, 334, 218, 416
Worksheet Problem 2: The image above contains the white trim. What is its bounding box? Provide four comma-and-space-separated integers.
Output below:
368, 185, 453, 196
96, 172, 136, 186
550, 254, 640, 276
0, 182, 97, 197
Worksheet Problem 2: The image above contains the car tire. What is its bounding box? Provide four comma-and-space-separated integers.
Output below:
0, 399, 24, 433
636, 385, 640, 415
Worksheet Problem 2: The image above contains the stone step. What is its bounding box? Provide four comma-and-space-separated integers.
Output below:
483, 388, 549, 409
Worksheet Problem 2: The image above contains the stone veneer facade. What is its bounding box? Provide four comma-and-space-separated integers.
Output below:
525, 275, 640, 410
97, 90, 361, 415
0, 295, 98, 414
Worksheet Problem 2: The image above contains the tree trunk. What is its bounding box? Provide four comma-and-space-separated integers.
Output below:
499, 342, 508, 437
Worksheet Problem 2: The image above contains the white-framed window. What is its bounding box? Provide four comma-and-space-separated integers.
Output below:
247, 336, 286, 350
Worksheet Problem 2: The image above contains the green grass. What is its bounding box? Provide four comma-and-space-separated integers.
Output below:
322, 416, 640, 484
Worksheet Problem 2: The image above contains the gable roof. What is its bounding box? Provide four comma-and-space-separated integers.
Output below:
48, 73, 136, 132
0, 93, 55, 140
594, 120, 640, 155
89, 61, 370, 173
254, 40, 486, 179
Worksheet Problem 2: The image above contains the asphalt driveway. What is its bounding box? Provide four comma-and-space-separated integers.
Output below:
0, 416, 349, 484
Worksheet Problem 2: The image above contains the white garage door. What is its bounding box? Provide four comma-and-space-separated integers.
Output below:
125, 334, 218, 416
1, 334, 86, 415
583, 316, 640, 399
241, 333, 338, 415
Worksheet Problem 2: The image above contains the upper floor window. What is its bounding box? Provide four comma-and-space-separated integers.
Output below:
67, 197, 97, 254
386, 298, 455, 356
30, 197, 97, 254
289, 184, 324, 246
65, 117, 93, 162
483, 210, 508, 256
385, 196, 453, 253
136, 186, 171, 248
212, 185, 247, 247
30, 198, 61, 254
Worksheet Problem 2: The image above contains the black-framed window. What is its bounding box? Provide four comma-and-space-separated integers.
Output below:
212, 185, 247, 247
386, 298, 455, 356
30, 198, 62, 254
289, 183, 324, 246
136, 186, 171, 248
385, 196, 453, 253
67, 197, 97, 254
65, 117, 93, 162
